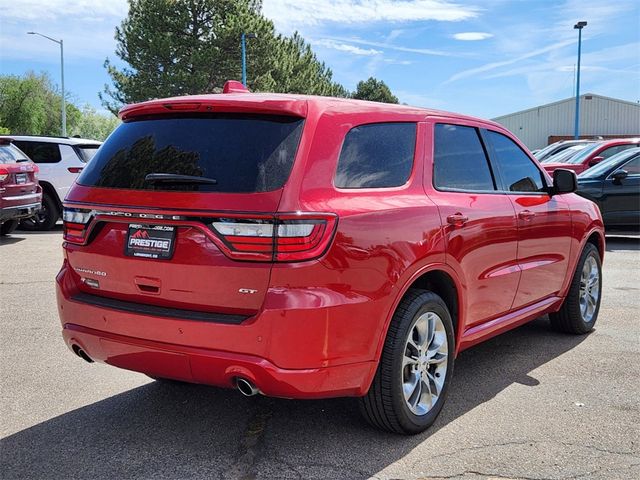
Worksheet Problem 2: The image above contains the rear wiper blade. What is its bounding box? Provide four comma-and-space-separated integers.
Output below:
144, 173, 218, 185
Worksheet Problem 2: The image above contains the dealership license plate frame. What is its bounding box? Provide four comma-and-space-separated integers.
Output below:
125, 224, 176, 260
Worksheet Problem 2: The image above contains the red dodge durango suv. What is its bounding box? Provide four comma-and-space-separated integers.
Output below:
57, 82, 605, 434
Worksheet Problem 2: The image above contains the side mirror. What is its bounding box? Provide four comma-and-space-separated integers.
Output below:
612, 170, 628, 183
551, 168, 577, 195
588, 156, 604, 167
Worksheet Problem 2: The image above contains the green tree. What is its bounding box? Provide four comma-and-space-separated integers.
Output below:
70, 105, 120, 141
0, 72, 81, 136
100, 0, 347, 114
351, 77, 399, 104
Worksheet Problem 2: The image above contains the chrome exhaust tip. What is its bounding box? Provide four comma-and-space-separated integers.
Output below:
236, 377, 259, 397
72, 345, 94, 363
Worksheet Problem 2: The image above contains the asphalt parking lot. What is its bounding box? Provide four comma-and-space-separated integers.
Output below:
1, 228, 639, 480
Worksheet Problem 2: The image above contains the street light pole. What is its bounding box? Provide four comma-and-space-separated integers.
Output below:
27, 32, 66, 136
573, 21, 587, 140
241, 33, 257, 87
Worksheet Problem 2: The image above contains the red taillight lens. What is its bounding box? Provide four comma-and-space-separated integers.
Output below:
32, 164, 39, 180
209, 213, 337, 262
67, 167, 84, 174
62, 207, 94, 244
0, 167, 8, 182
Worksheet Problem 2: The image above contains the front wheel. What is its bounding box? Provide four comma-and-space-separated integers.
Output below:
359, 289, 455, 434
550, 242, 602, 334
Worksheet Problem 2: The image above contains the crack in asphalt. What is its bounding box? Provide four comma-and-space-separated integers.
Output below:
409, 439, 640, 480
224, 402, 273, 480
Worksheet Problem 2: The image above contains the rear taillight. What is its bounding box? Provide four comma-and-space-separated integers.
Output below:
62, 207, 94, 243
209, 213, 337, 262
67, 167, 83, 173
0, 167, 8, 182
33, 164, 39, 180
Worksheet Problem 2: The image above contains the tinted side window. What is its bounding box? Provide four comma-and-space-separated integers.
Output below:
13, 141, 61, 163
621, 157, 640, 175
335, 123, 416, 188
433, 124, 495, 191
485, 131, 546, 193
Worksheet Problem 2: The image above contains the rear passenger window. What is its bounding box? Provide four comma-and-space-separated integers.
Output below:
335, 123, 415, 188
485, 131, 546, 193
433, 124, 495, 191
13, 141, 61, 163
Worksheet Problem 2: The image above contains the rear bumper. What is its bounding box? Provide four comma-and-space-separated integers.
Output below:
0, 201, 41, 222
56, 262, 379, 399
61, 323, 374, 398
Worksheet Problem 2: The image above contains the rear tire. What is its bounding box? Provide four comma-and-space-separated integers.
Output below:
550, 243, 602, 334
19, 193, 58, 231
0, 220, 19, 236
359, 289, 455, 434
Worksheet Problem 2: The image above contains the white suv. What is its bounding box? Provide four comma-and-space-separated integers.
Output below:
0, 136, 101, 230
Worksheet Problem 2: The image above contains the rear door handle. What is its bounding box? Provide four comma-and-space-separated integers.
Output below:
518, 210, 536, 221
446, 213, 469, 226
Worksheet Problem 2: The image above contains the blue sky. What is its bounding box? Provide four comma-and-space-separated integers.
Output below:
1, 0, 639, 119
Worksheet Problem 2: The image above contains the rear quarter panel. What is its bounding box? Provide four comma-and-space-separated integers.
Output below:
272, 112, 447, 367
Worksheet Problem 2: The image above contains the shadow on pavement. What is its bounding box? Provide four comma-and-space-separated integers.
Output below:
605, 236, 640, 252
15, 224, 63, 234
0, 317, 588, 479
0, 236, 25, 246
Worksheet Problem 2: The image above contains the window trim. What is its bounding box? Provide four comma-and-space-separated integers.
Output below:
481, 128, 551, 196
431, 122, 500, 194
333, 121, 418, 191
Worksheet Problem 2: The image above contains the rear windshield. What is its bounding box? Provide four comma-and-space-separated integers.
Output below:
77, 114, 304, 193
0, 144, 29, 164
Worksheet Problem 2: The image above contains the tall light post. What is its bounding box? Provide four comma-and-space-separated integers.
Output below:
241, 33, 257, 87
573, 21, 587, 140
27, 31, 66, 136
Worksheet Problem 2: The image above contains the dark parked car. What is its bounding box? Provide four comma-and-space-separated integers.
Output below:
577, 147, 640, 229
57, 82, 605, 434
0, 139, 42, 236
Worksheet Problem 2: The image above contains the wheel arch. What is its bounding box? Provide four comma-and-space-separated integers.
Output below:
585, 229, 605, 260
373, 264, 465, 367
38, 180, 62, 212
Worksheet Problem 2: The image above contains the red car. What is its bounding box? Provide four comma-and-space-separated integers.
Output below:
57, 82, 605, 434
542, 138, 640, 175
0, 138, 42, 236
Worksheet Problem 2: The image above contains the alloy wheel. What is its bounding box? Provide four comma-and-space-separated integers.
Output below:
402, 311, 449, 416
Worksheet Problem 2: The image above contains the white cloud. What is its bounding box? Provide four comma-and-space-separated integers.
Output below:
445, 38, 576, 83
314, 39, 382, 56
452, 32, 493, 41
0, 0, 127, 21
325, 36, 462, 57
263, 0, 480, 31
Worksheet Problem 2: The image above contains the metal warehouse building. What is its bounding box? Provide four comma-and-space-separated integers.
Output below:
492, 93, 640, 150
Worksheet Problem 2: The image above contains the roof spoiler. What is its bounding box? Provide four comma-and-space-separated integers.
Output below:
223, 80, 250, 94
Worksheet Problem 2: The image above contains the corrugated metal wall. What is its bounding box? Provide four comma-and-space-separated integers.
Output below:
492, 94, 640, 150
